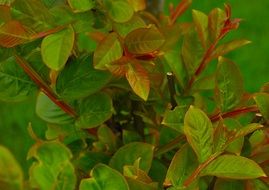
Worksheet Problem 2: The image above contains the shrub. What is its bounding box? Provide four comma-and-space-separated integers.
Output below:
0, 0, 269, 189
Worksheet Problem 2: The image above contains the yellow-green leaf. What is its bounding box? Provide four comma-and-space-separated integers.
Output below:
68, 0, 95, 12
201, 155, 266, 179
93, 33, 123, 70
192, 10, 209, 48
0, 0, 14, 5
128, 0, 146, 11
0, 146, 23, 190
126, 62, 150, 101
108, 0, 134, 23
125, 27, 165, 54
41, 27, 74, 71
184, 106, 213, 163
254, 93, 269, 120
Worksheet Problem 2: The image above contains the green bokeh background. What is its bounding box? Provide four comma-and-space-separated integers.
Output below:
0, 0, 268, 174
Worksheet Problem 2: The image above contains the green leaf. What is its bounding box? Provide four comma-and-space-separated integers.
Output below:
68, 0, 95, 12
184, 106, 213, 163
125, 27, 165, 54
214, 179, 244, 190
163, 50, 188, 88
0, 56, 36, 101
191, 74, 215, 92
249, 130, 266, 148
248, 179, 269, 190
215, 57, 244, 112
56, 56, 111, 100
208, 8, 226, 42
126, 62, 150, 101
79, 164, 129, 190
77, 33, 97, 52
28, 141, 76, 190
162, 106, 186, 133
231, 123, 263, 142
107, 0, 134, 23
201, 155, 266, 179
109, 142, 154, 173
254, 93, 269, 120
126, 177, 158, 190
93, 33, 123, 70
212, 39, 251, 59
166, 144, 198, 187
96, 125, 118, 152
113, 15, 146, 37
36, 92, 74, 125
192, 10, 209, 48
75, 92, 113, 128
128, 0, 146, 12
41, 27, 75, 71
0, 146, 23, 190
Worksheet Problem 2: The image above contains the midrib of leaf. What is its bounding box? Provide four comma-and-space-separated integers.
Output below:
99, 40, 120, 67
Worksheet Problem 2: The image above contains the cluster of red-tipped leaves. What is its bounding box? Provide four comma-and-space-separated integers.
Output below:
1, 0, 269, 190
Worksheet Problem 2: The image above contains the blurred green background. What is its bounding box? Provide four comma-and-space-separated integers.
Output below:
0, 0, 268, 175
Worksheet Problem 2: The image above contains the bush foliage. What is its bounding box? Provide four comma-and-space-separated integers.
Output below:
0, 0, 269, 189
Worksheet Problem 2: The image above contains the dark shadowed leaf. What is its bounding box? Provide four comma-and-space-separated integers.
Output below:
79, 164, 129, 190
41, 27, 74, 71
184, 106, 213, 163
0, 56, 36, 101
93, 33, 123, 70
36, 92, 74, 125
254, 93, 269, 120
201, 155, 266, 179
125, 27, 165, 54
28, 141, 76, 190
215, 57, 244, 112
0, 146, 23, 190
109, 142, 154, 173
75, 92, 113, 129
214, 179, 244, 190
126, 62, 150, 101
56, 56, 111, 100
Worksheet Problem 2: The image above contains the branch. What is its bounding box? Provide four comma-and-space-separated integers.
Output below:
15, 54, 77, 117
167, 72, 177, 109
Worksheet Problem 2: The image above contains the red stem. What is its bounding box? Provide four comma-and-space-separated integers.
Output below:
15, 55, 77, 117
169, 0, 192, 25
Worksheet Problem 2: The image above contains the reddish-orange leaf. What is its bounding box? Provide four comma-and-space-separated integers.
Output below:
125, 61, 150, 101
108, 56, 129, 76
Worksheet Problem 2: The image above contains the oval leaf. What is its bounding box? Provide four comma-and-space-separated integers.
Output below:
56, 56, 111, 100
0, 146, 23, 190
93, 33, 123, 70
109, 142, 154, 173
79, 164, 129, 190
184, 106, 213, 163
41, 27, 74, 71
36, 92, 74, 125
75, 92, 113, 129
254, 93, 269, 120
215, 57, 244, 112
192, 10, 209, 48
126, 62, 150, 101
125, 27, 165, 54
28, 141, 76, 190
201, 155, 266, 179
68, 0, 95, 12
0, 56, 36, 101
108, 0, 134, 23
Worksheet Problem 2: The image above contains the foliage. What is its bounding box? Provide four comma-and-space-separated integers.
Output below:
0, 0, 269, 189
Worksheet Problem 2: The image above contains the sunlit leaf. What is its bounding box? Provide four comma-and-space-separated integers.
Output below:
254, 93, 269, 120
28, 141, 76, 190
36, 92, 74, 125
68, 0, 95, 12
56, 55, 111, 100
125, 27, 165, 54
41, 27, 74, 71
79, 164, 129, 190
201, 155, 266, 179
184, 106, 213, 163
192, 10, 209, 48
0, 56, 36, 101
109, 142, 154, 173
75, 92, 113, 129
211, 39, 251, 59
0, 0, 14, 6
107, 0, 134, 23
126, 62, 150, 101
0, 146, 23, 190
93, 33, 123, 70
128, 0, 146, 11
166, 144, 198, 187
215, 57, 244, 112
208, 8, 226, 42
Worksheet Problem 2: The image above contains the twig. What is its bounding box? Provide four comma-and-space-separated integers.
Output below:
169, 0, 192, 25
15, 54, 77, 117
167, 72, 177, 109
